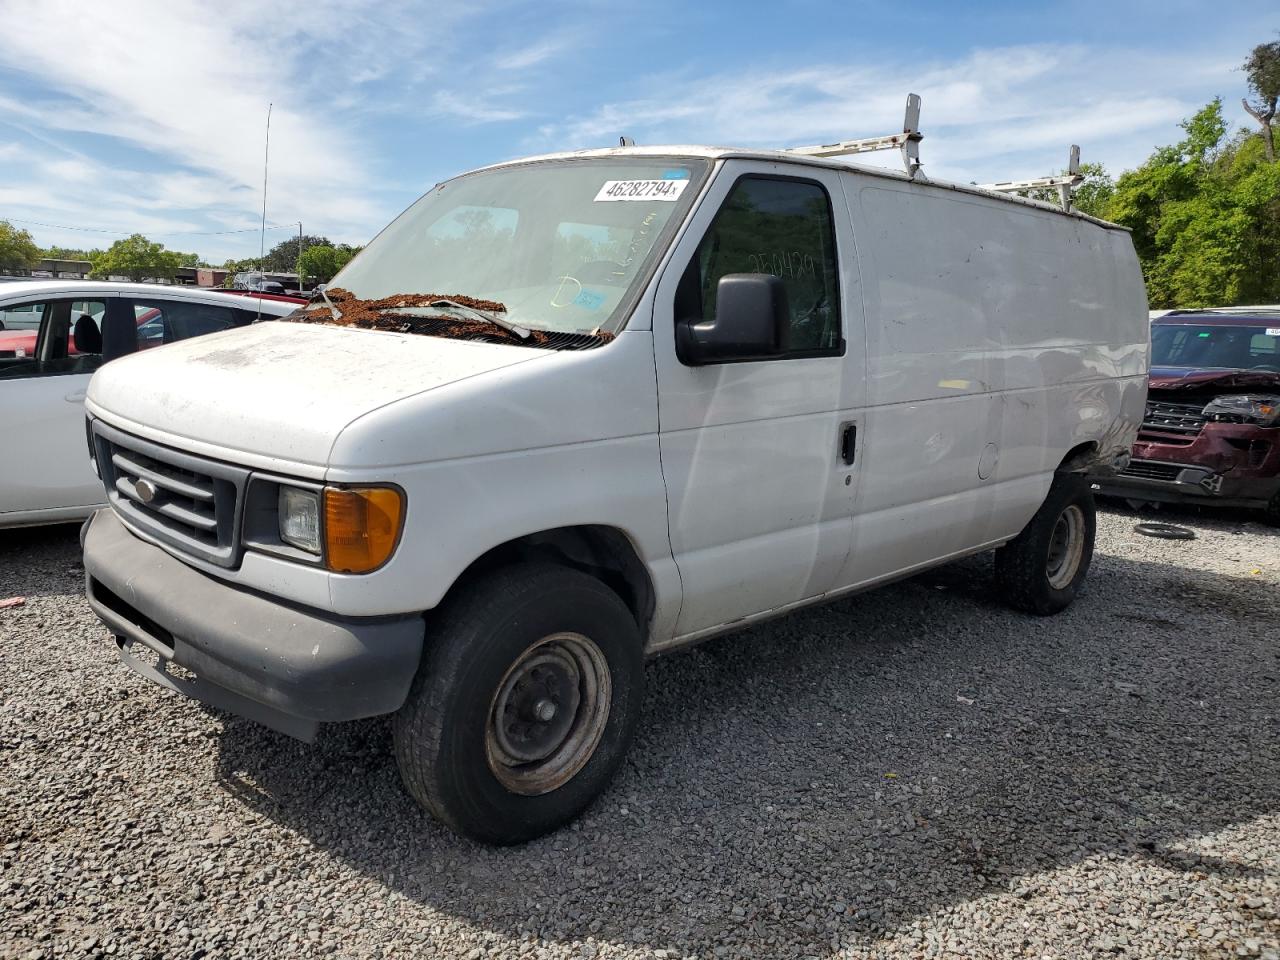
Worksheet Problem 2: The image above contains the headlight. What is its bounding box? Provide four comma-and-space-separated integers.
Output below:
279, 487, 322, 553
1202, 395, 1280, 427
274, 483, 404, 571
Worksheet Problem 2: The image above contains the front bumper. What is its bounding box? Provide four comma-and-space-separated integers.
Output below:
82, 509, 425, 741
1092, 462, 1273, 509
1093, 422, 1280, 510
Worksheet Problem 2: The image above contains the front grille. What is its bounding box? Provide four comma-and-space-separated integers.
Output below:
91, 421, 247, 568
1121, 459, 1184, 482
1142, 400, 1207, 436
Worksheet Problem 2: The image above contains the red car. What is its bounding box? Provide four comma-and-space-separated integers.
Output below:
1097, 309, 1280, 523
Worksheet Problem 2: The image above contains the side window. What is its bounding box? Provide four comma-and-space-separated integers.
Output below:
0, 299, 110, 380
0, 301, 48, 378
131, 299, 238, 351
0, 301, 45, 331
683, 176, 842, 355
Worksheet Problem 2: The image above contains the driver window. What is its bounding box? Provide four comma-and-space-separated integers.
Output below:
682, 176, 842, 356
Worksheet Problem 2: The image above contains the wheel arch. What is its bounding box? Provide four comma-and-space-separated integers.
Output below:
1057, 440, 1101, 474
447, 525, 656, 636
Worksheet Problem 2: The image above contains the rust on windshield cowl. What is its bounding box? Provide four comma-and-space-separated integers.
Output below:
285, 288, 614, 347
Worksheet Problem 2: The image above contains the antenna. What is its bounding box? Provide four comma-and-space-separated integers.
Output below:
977, 145, 1083, 211
260, 102, 272, 265
787, 93, 923, 179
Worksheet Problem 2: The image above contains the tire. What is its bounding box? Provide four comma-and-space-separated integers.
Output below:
995, 472, 1096, 616
1265, 490, 1280, 528
393, 562, 644, 845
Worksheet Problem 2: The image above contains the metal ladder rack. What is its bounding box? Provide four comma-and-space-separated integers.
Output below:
786, 93, 924, 179
976, 144, 1084, 212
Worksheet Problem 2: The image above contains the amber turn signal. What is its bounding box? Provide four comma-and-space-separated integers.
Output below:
323, 486, 404, 574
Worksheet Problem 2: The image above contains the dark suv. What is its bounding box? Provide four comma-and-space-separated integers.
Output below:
1097, 309, 1280, 524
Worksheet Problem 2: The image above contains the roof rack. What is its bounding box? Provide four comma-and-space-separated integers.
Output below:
786, 93, 923, 179
976, 145, 1084, 212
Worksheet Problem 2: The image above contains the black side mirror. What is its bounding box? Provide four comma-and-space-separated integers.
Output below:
677, 273, 790, 365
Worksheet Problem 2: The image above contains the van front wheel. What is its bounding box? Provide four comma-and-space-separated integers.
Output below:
995, 473, 1096, 615
393, 562, 643, 845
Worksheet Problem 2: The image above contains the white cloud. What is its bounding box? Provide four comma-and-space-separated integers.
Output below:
430, 91, 529, 124
532, 42, 1254, 185
0, 0, 493, 258
496, 34, 574, 71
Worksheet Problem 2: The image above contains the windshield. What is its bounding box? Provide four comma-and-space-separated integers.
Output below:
1152, 323, 1280, 370
331, 158, 710, 335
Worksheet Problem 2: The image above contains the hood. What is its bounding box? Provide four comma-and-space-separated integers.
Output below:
86, 321, 543, 467
1149, 366, 1280, 394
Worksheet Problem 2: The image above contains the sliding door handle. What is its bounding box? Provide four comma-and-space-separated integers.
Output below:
840, 423, 857, 465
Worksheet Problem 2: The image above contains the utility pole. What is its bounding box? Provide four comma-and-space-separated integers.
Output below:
259, 102, 272, 271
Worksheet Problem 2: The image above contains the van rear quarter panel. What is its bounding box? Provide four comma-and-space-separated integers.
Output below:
840, 175, 1147, 581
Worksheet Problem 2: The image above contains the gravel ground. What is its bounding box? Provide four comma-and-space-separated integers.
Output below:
2, 503, 1278, 960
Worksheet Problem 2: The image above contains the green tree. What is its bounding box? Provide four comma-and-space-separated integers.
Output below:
0, 220, 41, 272
88, 234, 184, 282
263, 234, 329, 273
297, 243, 358, 285
1102, 99, 1280, 308
42, 245, 101, 261
1243, 38, 1280, 162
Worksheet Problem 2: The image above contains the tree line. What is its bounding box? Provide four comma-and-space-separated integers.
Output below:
0, 227, 360, 286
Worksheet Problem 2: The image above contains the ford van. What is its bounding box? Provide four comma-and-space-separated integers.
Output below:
81, 145, 1149, 843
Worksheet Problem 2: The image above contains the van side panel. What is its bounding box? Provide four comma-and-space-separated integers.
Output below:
837, 177, 1147, 586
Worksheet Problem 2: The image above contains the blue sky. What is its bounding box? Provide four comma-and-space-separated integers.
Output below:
0, 0, 1274, 263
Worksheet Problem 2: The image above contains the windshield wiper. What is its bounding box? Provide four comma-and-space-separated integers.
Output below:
424, 298, 530, 340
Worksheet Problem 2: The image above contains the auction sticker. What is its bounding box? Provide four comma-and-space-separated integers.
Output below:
594, 179, 688, 202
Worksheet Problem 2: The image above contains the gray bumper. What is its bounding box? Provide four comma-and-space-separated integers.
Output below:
1092, 470, 1269, 510
82, 509, 425, 741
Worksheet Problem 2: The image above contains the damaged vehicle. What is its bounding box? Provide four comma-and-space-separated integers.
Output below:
80, 145, 1148, 844
1095, 309, 1280, 523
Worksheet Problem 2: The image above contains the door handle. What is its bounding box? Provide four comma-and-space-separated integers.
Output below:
65, 390, 86, 403
840, 423, 857, 465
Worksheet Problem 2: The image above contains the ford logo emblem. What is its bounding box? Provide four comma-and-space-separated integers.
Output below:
134, 478, 158, 503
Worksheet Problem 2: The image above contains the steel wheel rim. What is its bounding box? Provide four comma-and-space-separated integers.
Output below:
1046, 504, 1085, 590
485, 632, 611, 796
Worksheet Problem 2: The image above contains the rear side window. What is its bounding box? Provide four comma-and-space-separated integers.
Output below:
681, 176, 841, 356
131, 299, 239, 351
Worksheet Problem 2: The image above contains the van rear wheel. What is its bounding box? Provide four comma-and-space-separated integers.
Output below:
995, 473, 1096, 615
393, 562, 643, 845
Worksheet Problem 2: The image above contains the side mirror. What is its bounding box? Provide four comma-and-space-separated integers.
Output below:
677, 273, 789, 365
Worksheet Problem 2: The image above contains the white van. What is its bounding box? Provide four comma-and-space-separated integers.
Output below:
81, 145, 1149, 843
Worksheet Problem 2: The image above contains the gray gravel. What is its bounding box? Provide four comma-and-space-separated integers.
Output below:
2, 504, 1278, 960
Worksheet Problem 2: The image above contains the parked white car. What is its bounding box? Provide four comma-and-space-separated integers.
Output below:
81, 146, 1149, 843
0, 281, 300, 529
